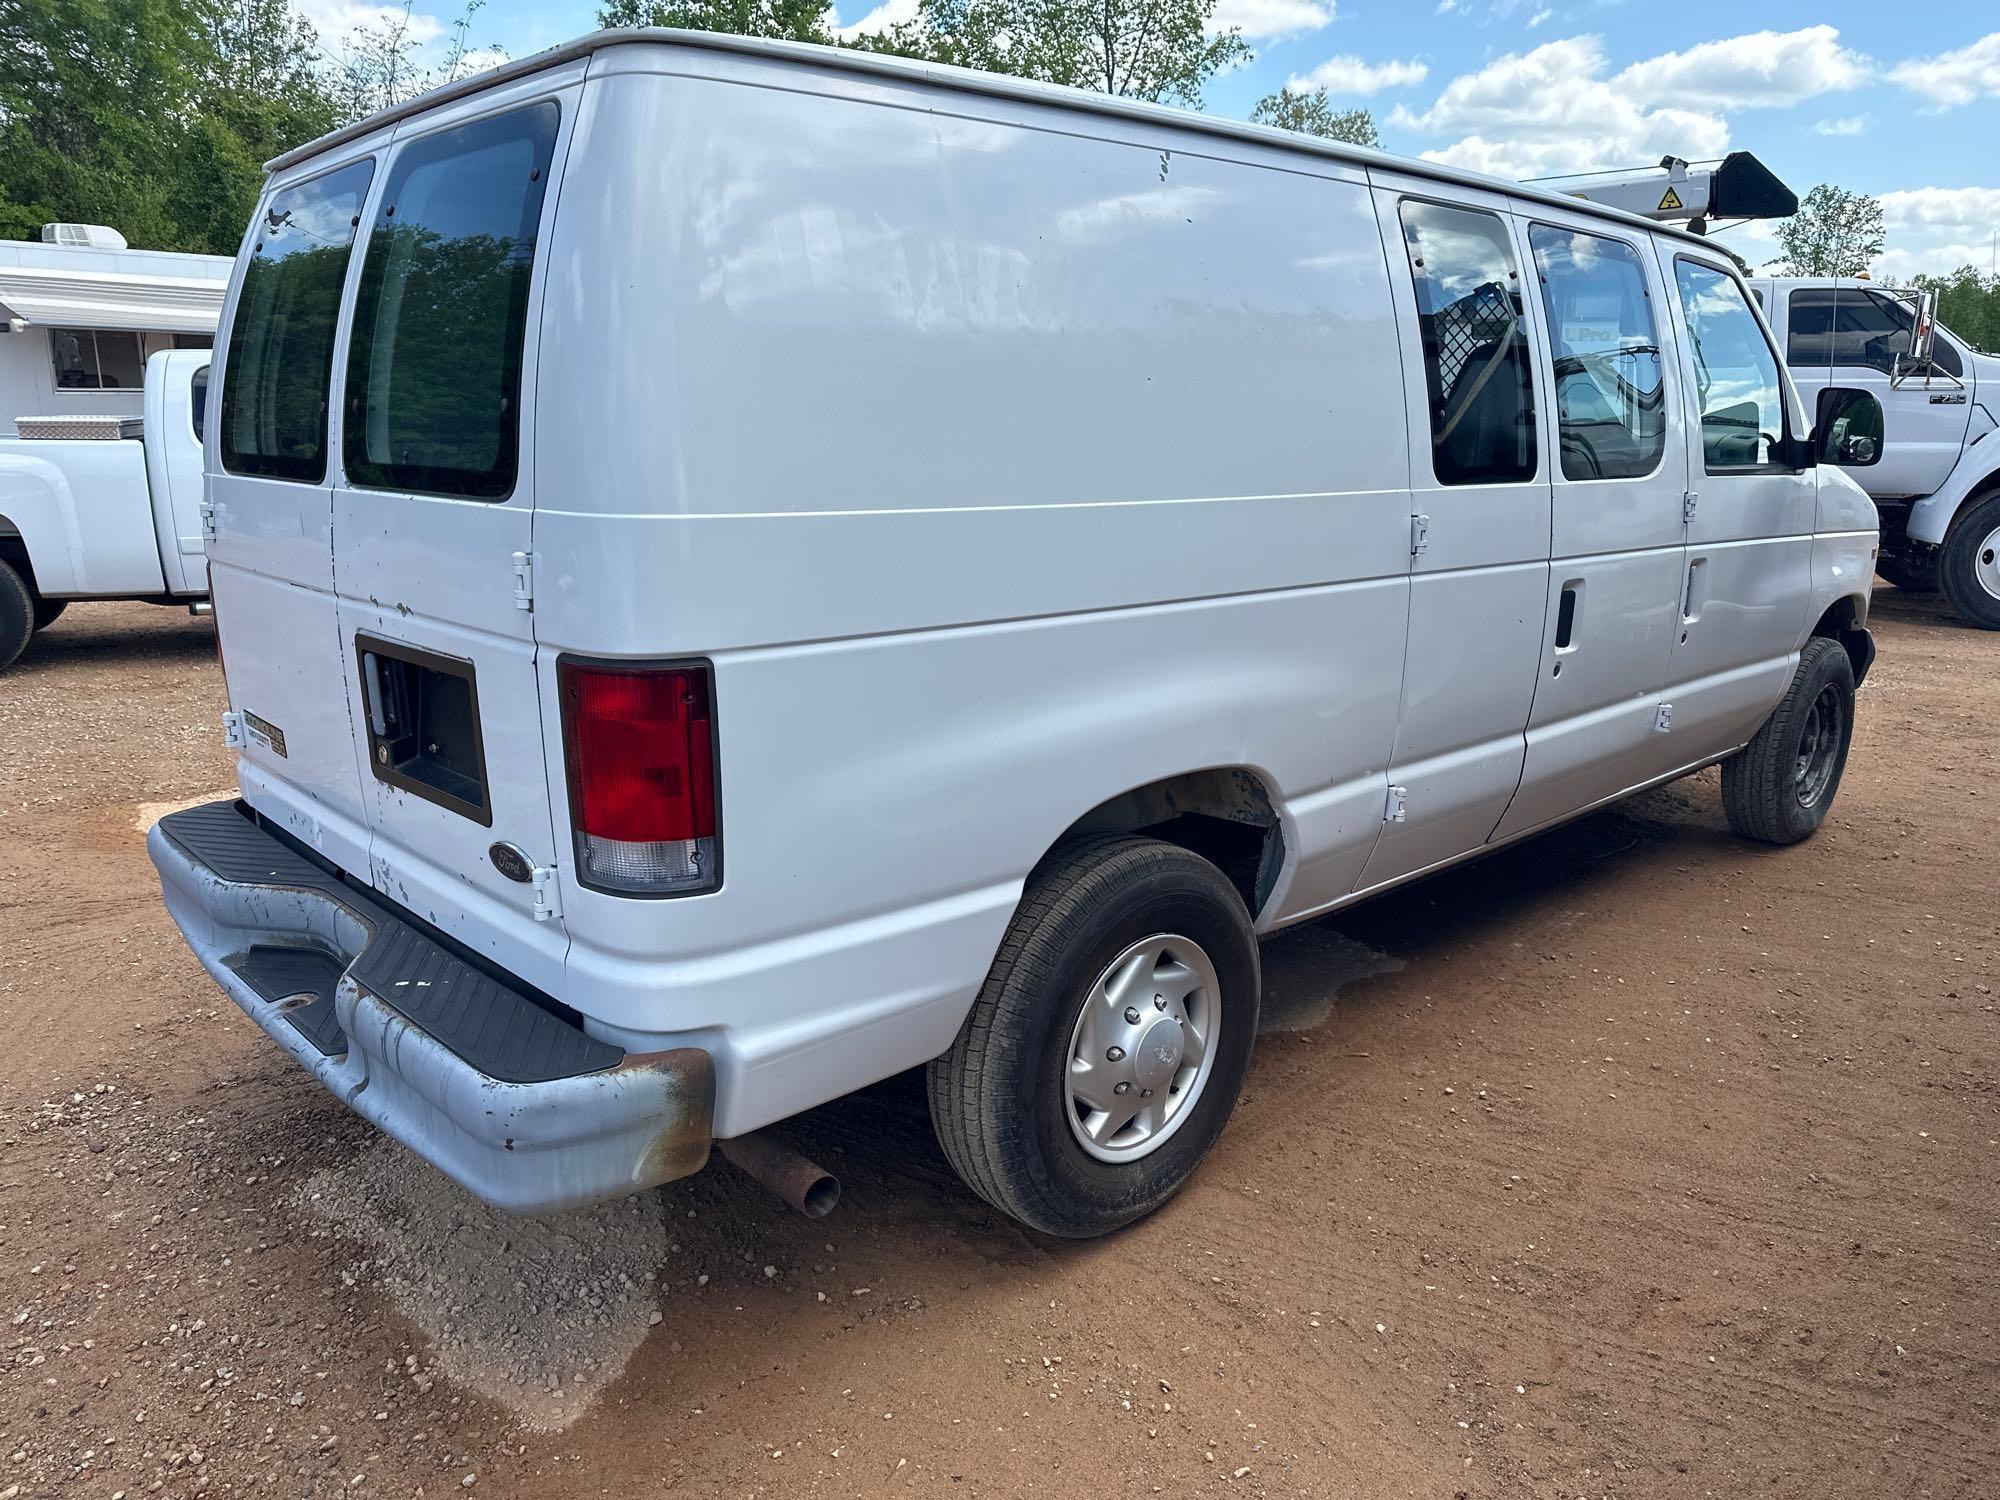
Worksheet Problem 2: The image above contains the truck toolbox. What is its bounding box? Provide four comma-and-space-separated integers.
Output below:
148, 799, 714, 1213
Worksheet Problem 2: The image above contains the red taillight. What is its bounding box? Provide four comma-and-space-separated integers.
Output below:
559, 659, 718, 896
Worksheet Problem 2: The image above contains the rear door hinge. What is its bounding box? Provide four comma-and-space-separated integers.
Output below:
530, 864, 561, 922
1385, 784, 1409, 823
199, 497, 220, 542
1654, 702, 1674, 733
1682, 491, 1698, 524
1410, 512, 1431, 556
511, 550, 534, 612
220, 709, 246, 748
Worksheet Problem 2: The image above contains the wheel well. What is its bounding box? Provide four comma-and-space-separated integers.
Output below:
1811, 596, 1873, 685
0, 532, 34, 594
1047, 768, 1284, 920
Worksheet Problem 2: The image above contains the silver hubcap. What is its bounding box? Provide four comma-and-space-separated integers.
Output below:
1795, 682, 1844, 809
1975, 524, 2000, 603
1063, 934, 1219, 1164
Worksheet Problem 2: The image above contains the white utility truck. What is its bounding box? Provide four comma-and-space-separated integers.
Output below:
150, 31, 1884, 1237
1748, 276, 2000, 628
0, 349, 215, 666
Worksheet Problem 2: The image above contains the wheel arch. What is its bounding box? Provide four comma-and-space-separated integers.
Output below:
1809, 594, 1874, 686
1038, 766, 1287, 925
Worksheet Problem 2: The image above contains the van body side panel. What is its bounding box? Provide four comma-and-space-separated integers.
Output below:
531, 58, 1412, 1129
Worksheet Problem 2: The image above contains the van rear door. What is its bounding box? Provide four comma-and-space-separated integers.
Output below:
208, 153, 381, 879
329, 81, 575, 988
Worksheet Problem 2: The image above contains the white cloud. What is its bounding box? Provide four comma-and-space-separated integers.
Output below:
1288, 54, 1429, 96
1717, 188, 2000, 281
1527, 7, 1550, 28
1209, 0, 1334, 41
294, 0, 444, 44
1811, 115, 1867, 137
1609, 25, 1869, 112
1436, 0, 1462, 11
1389, 36, 1728, 180
1888, 32, 2000, 108
831, 0, 916, 40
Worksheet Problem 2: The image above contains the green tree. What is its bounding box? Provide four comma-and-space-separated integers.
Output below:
597, 0, 834, 42
1250, 86, 1377, 146
1910, 266, 2000, 354
866, 0, 1250, 107
1774, 183, 1886, 277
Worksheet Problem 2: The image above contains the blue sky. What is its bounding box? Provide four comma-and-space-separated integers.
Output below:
300, 0, 2000, 278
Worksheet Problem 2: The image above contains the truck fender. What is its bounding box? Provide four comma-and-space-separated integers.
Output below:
1906, 403, 2000, 546
0, 453, 89, 597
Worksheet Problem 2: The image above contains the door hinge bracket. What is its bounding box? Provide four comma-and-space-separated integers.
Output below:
511, 550, 534, 612
530, 865, 561, 922
1682, 491, 1698, 524
220, 709, 246, 748
1410, 512, 1431, 556
1654, 703, 1674, 733
1385, 784, 1409, 823
199, 497, 219, 542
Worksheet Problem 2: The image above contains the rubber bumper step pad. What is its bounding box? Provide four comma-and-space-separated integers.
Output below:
227, 945, 346, 1057
159, 801, 621, 1085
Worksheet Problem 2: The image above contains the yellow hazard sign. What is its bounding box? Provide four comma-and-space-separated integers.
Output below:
1658, 186, 1685, 212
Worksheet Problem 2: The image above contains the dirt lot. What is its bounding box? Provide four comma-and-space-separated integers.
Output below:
1, 596, 1994, 1500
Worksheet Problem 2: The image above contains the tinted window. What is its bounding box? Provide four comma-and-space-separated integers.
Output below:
343, 103, 558, 499
1787, 288, 1962, 377
51, 328, 145, 390
1529, 226, 1665, 481
1400, 201, 1537, 485
219, 159, 375, 482
191, 366, 210, 443
1675, 260, 1785, 471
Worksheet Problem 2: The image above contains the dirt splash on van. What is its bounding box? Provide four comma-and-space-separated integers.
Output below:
294, 1136, 668, 1431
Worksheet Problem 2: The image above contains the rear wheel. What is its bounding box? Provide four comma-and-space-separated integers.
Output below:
1938, 492, 2000, 630
928, 836, 1260, 1238
0, 559, 34, 670
31, 596, 66, 632
1721, 637, 1855, 845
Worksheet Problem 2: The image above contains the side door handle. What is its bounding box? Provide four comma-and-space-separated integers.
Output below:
1554, 580, 1582, 651
1683, 557, 1709, 624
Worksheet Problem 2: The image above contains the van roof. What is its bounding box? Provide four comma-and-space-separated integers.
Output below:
269, 27, 1719, 254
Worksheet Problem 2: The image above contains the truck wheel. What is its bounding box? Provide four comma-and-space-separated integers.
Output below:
1721, 637, 1855, 846
1874, 552, 1936, 593
32, 597, 67, 632
1937, 492, 2000, 630
0, 560, 34, 670
928, 836, 1260, 1238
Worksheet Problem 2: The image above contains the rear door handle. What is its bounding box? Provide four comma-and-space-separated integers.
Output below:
1554, 581, 1582, 651
1683, 557, 1709, 623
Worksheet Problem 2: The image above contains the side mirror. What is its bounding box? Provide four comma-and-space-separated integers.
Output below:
1906, 289, 1938, 368
1814, 386, 1884, 468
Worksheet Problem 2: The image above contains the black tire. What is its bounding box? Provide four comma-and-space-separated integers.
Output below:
0, 559, 33, 671
31, 596, 66, 632
1937, 492, 2000, 630
1721, 637, 1856, 845
1874, 552, 1936, 593
928, 836, 1261, 1238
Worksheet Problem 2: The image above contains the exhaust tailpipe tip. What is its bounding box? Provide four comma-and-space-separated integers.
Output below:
717, 1132, 840, 1219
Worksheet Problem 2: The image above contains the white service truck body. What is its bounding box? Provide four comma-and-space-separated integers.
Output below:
0, 350, 212, 666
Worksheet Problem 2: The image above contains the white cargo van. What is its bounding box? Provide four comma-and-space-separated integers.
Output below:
149, 30, 1885, 1237
1749, 275, 2000, 629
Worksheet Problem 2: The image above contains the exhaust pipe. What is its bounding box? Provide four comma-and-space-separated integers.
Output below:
717, 1132, 840, 1218
188, 600, 214, 617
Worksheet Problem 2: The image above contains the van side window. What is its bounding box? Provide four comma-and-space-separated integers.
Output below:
1786, 287, 1963, 377
1673, 260, 1785, 472
218, 159, 375, 483
191, 366, 210, 444
1527, 226, 1665, 481
343, 102, 559, 500
1398, 202, 1537, 485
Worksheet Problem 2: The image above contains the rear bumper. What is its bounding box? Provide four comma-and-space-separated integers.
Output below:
147, 800, 715, 1213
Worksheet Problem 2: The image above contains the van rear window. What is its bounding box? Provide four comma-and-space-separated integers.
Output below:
219, 160, 375, 483
343, 103, 559, 500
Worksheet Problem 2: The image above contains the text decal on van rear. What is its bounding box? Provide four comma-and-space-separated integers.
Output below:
242, 711, 288, 759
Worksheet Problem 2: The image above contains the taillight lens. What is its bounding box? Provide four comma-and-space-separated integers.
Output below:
558, 659, 718, 896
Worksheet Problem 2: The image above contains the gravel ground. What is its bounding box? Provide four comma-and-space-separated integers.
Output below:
0, 594, 1995, 1499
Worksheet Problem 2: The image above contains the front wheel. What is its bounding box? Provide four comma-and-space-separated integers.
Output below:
1938, 492, 2000, 630
1721, 637, 1856, 845
928, 836, 1260, 1238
